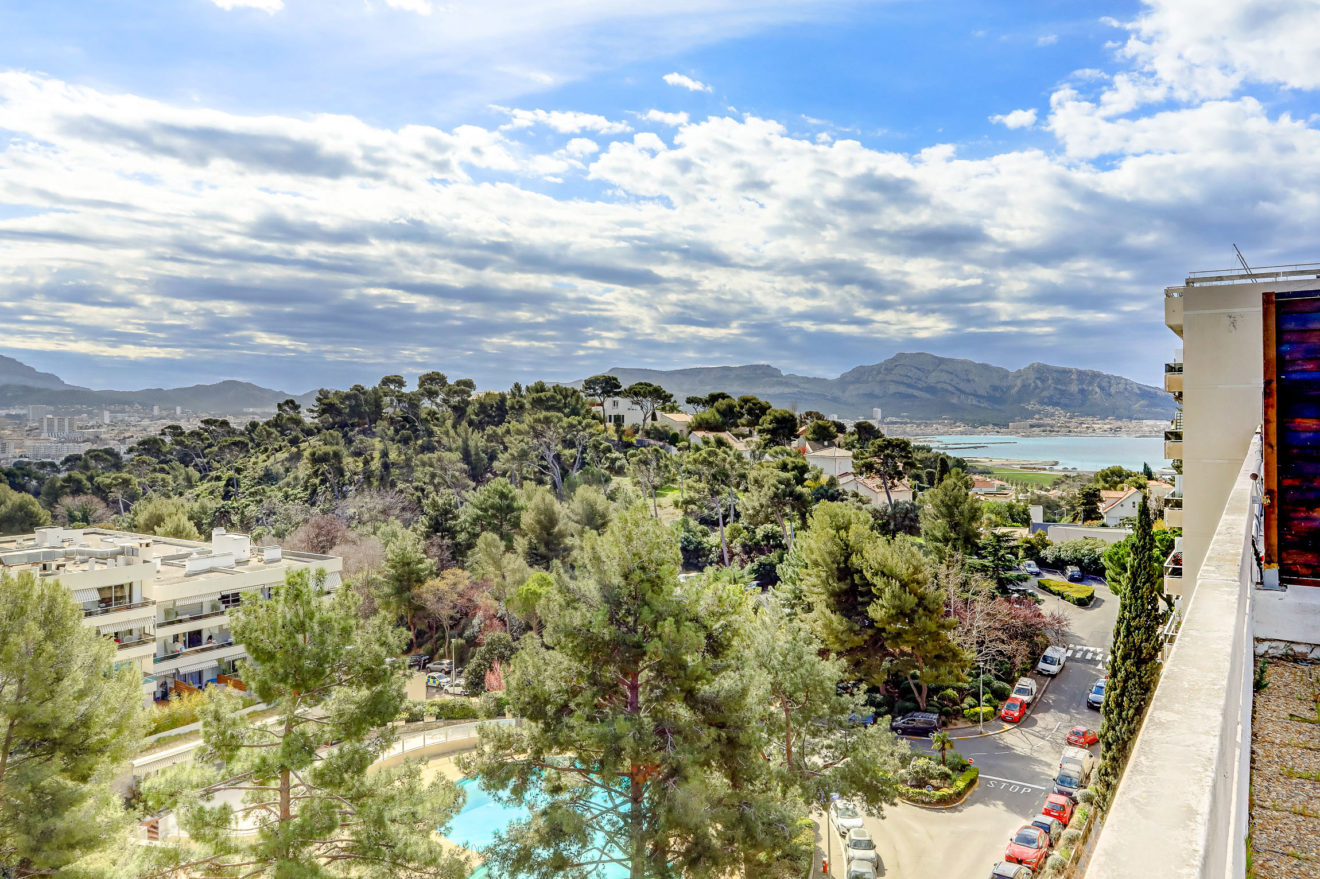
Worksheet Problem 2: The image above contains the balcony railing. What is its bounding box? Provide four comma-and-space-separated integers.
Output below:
158, 607, 229, 628
154, 639, 236, 664
1088, 434, 1260, 879
84, 599, 154, 618
117, 635, 153, 650
1164, 361, 1184, 374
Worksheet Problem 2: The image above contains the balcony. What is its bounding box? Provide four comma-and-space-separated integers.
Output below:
1164, 428, 1183, 461
1163, 550, 1184, 597
1164, 360, 1183, 396
116, 636, 156, 662
84, 600, 156, 631
1165, 287, 1183, 335
1088, 434, 1261, 878
152, 639, 245, 674
1163, 493, 1182, 528
154, 607, 230, 637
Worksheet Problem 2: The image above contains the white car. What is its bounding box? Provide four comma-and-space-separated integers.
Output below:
1036, 646, 1068, 676
1011, 677, 1038, 704
443, 681, 468, 696
846, 859, 877, 879
844, 828, 879, 867
829, 799, 865, 837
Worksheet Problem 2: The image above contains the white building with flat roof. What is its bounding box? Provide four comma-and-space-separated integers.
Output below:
0, 525, 341, 705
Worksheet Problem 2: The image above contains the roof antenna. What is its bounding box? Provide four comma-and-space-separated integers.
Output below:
1233, 243, 1255, 279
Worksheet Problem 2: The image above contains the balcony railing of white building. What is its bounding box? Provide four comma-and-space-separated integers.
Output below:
1088, 433, 1263, 879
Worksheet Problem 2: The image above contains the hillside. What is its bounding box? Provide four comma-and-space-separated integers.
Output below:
590, 353, 1169, 423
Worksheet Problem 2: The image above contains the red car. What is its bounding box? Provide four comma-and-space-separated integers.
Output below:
1004, 823, 1051, 870
1066, 726, 1099, 747
1000, 697, 1027, 723
1042, 793, 1075, 825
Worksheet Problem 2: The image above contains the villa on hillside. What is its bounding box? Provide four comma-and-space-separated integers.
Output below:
839, 472, 914, 506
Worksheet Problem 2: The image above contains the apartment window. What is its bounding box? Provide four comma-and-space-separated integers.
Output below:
219, 591, 241, 609
96, 583, 129, 609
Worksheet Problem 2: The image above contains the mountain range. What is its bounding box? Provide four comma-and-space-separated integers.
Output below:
588, 353, 1170, 423
0, 353, 1170, 424
0, 355, 313, 412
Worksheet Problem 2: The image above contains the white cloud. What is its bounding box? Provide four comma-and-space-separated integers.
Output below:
663, 72, 712, 92
1036, 34, 1058, 46
643, 109, 689, 126
210, 0, 283, 11
382, 0, 434, 14
563, 137, 599, 157
989, 108, 1038, 129
496, 106, 631, 134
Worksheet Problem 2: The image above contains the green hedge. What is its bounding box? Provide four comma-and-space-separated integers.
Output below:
1037, 578, 1095, 606
398, 695, 511, 723
963, 706, 995, 722
898, 767, 979, 805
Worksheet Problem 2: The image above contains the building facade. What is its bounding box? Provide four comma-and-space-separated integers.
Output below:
0, 525, 341, 705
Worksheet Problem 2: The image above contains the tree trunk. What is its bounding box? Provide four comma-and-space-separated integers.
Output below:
773, 509, 789, 548
716, 503, 729, 566
880, 470, 894, 510
650, 487, 659, 518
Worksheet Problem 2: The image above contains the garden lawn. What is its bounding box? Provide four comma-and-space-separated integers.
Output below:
1038, 578, 1095, 606
986, 468, 1061, 488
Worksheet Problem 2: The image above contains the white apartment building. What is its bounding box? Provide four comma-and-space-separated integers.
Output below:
0, 525, 341, 705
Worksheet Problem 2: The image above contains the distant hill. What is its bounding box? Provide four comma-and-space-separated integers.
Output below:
586, 353, 1170, 423
0, 357, 314, 413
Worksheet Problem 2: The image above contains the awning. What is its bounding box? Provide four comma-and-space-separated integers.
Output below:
98, 620, 150, 635
72, 588, 100, 603
173, 658, 222, 674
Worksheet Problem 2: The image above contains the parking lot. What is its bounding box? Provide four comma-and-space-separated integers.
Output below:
817, 569, 1117, 878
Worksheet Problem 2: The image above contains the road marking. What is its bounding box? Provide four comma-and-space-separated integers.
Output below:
980, 775, 1051, 792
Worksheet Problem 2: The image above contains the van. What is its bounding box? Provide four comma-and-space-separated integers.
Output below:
1036, 646, 1067, 676
1054, 746, 1096, 799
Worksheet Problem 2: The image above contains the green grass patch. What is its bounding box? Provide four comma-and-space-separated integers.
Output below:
1038, 578, 1096, 606
986, 467, 1061, 488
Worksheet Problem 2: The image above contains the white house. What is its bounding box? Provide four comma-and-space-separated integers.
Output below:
657, 411, 693, 435
839, 473, 914, 506
804, 446, 854, 478
592, 397, 651, 428
1099, 487, 1142, 526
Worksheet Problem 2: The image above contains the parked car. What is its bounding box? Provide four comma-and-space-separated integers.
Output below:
1087, 678, 1106, 709
1054, 746, 1097, 799
425, 660, 451, 673
443, 682, 468, 697
1000, 697, 1027, 724
1029, 816, 1064, 845
845, 828, 879, 867
1012, 677, 1038, 704
1066, 726, 1099, 748
829, 799, 865, 837
1042, 792, 1076, 825
1036, 646, 1068, 676
1021, 560, 1041, 576
990, 861, 1034, 879
406, 653, 430, 670
426, 672, 450, 688
889, 712, 940, 736
845, 859, 877, 879
1004, 824, 1052, 871
1066, 566, 1084, 582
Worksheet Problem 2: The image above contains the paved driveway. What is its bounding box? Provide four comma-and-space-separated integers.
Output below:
816, 575, 1119, 878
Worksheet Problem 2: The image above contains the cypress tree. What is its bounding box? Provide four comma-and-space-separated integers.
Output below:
1094, 495, 1167, 811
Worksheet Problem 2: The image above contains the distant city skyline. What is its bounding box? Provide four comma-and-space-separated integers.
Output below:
3, 0, 1319, 391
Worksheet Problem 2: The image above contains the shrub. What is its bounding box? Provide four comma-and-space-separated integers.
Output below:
960, 696, 978, 711
1042, 537, 1107, 575
963, 706, 995, 722
401, 700, 427, 723
1061, 829, 1082, 849
898, 767, 978, 805
1075, 788, 1096, 805
1038, 578, 1095, 606
901, 757, 953, 789
147, 689, 208, 736
944, 749, 969, 773
988, 679, 1013, 700
1069, 804, 1091, 829
431, 700, 479, 721
936, 688, 961, 706
1046, 853, 1068, 872
894, 699, 919, 718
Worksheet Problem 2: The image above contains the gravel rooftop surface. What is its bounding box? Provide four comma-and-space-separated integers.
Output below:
1251, 658, 1320, 878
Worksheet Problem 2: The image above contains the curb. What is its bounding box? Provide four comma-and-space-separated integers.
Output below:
899, 777, 980, 810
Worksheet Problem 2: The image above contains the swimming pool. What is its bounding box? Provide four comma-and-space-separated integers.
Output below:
447, 778, 629, 879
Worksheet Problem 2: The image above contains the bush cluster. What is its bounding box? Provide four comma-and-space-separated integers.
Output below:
963, 706, 995, 722
396, 695, 510, 724
1037, 578, 1095, 606
897, 767, 979, 805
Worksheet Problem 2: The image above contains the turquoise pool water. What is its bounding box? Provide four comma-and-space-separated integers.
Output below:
448, 778, 629, 879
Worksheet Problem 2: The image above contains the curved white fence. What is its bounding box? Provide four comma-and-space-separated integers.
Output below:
378, 717, 517, 762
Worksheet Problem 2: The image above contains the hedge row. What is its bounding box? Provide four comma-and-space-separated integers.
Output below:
897, 767, 979, 806
1037, 578, 1095, 607
963, 706, 995, 722
397, 695, 510, 723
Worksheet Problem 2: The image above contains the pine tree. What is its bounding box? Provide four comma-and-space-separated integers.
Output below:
460, 507, 777, 879
1094, 496, 1167, 811
0, 571, 145, 878
517, 487, 573, 569
381, 527, 436, 646
139, 569, 467, 879
918, 470, 982, 561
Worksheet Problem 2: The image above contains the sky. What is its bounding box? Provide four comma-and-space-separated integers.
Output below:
2, 0, 1320, 393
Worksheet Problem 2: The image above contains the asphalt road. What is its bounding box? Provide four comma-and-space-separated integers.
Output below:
816, 570, 1119, 879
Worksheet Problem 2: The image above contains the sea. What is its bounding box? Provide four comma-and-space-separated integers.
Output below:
918, 434, 1167, 473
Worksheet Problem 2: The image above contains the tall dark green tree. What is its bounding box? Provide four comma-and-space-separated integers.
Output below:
581, 374, 623, 427
140, 570, 467, 879
0, 572, 144, 878
1095, 496, 1167, 811
461, 508, 775, 879
918, 469, 982, 561
856, 437, 915, 509
1075, 485, 1103, 523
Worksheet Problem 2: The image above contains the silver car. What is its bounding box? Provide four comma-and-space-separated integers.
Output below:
845, 828, 879, 866
991, 862, 1034, 879
846, 859, 877, 879
829, 799, 864, 837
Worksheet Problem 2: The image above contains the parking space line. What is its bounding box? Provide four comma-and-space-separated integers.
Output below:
980, 774, 1050, 791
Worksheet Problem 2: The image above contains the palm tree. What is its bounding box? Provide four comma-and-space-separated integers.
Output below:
931, 731, 953, 767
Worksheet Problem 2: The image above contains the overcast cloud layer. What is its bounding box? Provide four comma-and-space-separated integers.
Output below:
3, 0, 1320, 392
